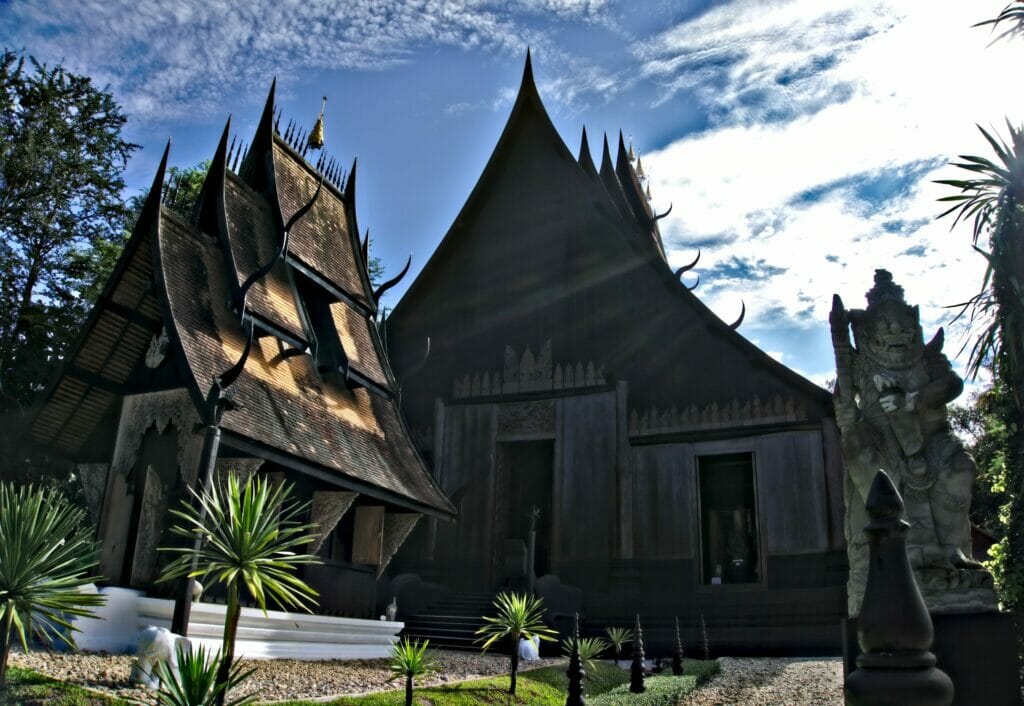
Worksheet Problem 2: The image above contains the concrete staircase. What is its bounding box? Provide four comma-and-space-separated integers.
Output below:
398, 592, 498, 652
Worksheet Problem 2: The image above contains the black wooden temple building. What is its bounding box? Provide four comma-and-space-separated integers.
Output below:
29, 84, 455, 620
385, 55, 847, 653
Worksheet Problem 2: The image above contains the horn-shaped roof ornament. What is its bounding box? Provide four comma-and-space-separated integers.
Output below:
374, 255, 412, 303
729, 301, 746, 330
675, 249, 700, 276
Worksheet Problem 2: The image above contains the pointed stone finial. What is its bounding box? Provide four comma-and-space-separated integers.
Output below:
566, 612, 586, 706
630, 614, 645, 694
636, 155, 645, 179
845, 470, 953, 706
645, 183, 652, 201
628, 137, 636, 162
672, 616, 684, 676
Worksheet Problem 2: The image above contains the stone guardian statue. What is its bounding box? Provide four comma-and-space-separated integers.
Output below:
830, 269, 995, 616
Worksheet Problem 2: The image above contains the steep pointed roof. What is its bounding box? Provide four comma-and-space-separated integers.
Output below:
578, 126, 601, 183
616, 131, 667, 260
388, 53, 829, 431
30, 90, 453, 518
599, 133, 635, 224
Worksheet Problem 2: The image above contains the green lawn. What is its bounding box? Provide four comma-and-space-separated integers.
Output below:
273, 659, 719, 706
0, 667, 128, 706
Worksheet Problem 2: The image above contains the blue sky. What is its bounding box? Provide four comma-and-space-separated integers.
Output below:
3, 0, 1022, 390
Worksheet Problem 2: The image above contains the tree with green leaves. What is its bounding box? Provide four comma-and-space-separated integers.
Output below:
936, 2, 1024, 638
0, 49, 137, 410
0, 481, 105, 686
158, 474, 321, 706
0, 49, 136, 487
475, 592, 557, 696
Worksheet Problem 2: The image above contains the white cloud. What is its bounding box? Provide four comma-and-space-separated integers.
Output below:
641, 0, 1024, 382
0, 0, 610, 120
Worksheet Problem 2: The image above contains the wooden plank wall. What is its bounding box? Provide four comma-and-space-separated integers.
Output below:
555, 393, 617, 563
755, 431, 829, 555
432, 403, 497, 571
628, 430, 829, 563
631, 443, 697, 559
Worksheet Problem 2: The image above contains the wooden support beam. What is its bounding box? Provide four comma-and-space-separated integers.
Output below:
98, 296, 164, 333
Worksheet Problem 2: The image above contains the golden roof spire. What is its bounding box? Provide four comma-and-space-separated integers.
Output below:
308, 96, 327, 150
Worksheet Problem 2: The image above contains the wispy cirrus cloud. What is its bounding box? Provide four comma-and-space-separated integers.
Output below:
0, 0, 611, 120
640, 0, 1024, 384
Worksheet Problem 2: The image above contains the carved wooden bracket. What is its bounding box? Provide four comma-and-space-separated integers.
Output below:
308, 490, 358, 555
378, 513, 422, 577
110, 389, 202, 485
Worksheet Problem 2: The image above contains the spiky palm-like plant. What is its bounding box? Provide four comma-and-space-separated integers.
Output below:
604, 626, 633, 667
475, 592, 557, 695
159, 474, 320, 706
388, 637, 436, 706
153, 643, 257, 706
937, 122, 1024, 615
560, 635, 608, 671
975, 1, 1024, 43
0, 482, 105, 686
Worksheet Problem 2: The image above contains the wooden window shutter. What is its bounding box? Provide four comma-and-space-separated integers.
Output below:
351, 505, 385, 565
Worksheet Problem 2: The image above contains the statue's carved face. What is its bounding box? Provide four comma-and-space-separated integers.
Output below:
856, 302, 923, 369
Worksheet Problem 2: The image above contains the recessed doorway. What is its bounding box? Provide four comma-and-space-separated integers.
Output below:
698, 452, 760, 586
493, 441, 554, 587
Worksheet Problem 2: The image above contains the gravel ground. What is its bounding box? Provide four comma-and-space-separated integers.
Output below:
10, 649, 559, 704
677, 657, 843, 706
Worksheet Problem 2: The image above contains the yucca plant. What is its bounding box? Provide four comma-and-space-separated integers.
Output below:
159, 473, 321, 706
153, 643, 256, 706
388, 637, 436, 706
604, 626, 633, 667
937, 121, 1024, 619
475, 592, 557, 695
560, 634, 608, 671
975, 1, 1024, 44
0, 481, 105, 686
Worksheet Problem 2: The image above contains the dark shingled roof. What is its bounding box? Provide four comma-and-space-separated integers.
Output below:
156, 209, 450, 513
386, 53, 831, 432
30, 94, 454, 518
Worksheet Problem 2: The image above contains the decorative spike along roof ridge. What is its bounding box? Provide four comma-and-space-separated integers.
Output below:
273, 114, 347, 197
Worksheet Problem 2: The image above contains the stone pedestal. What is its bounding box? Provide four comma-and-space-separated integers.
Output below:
844, 612, 1021, 706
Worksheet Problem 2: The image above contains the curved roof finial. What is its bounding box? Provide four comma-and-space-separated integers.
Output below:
374, 254, 412, 303
729, 301, 746, 330
674, 249, 700, 277
654, 203, 673, 220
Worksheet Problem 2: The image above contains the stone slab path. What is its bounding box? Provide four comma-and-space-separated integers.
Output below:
678, 657, 843, 706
